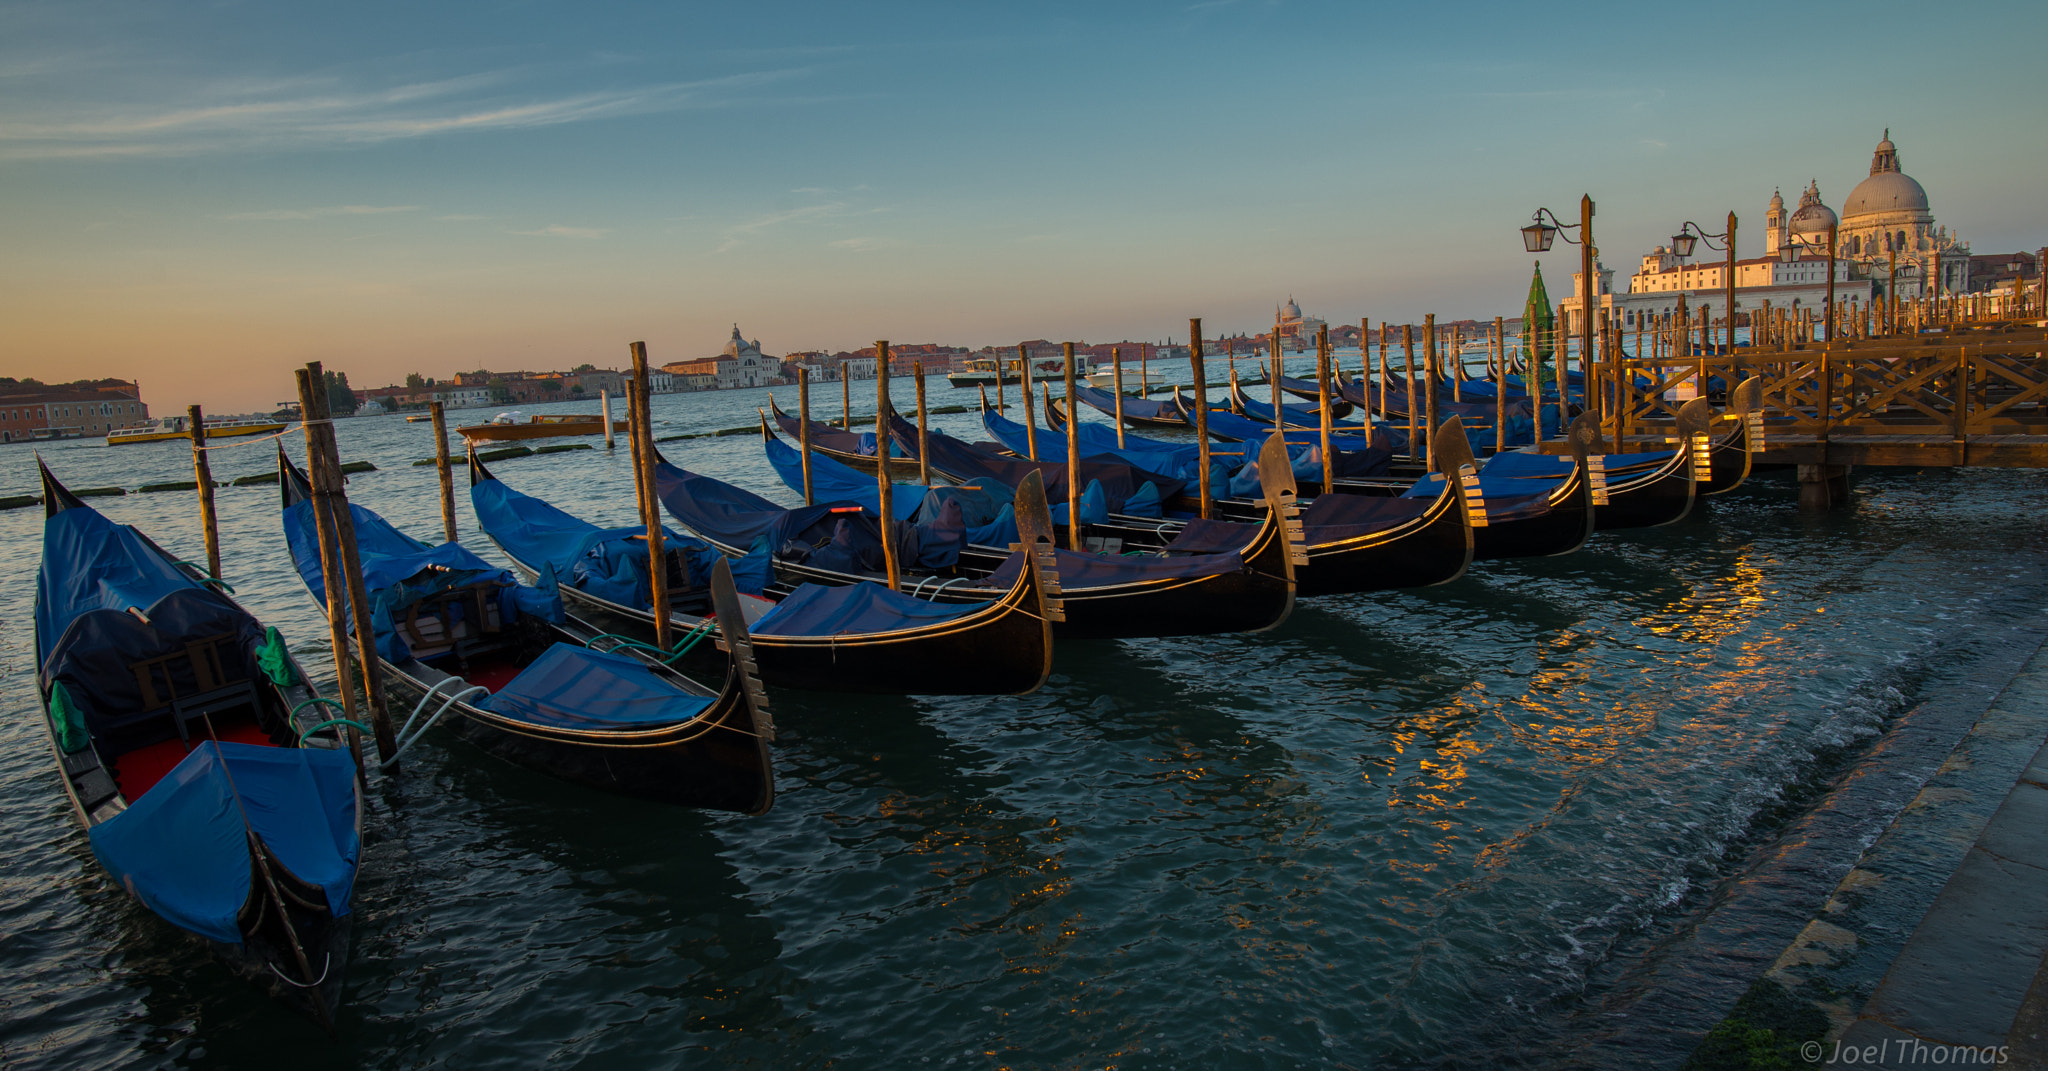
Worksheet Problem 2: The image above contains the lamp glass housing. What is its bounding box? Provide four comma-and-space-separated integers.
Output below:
1671, 232, 1698, 258
1522, 222, 1556, 253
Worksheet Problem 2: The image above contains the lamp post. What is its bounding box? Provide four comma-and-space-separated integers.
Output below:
1885, 232, 1899, 336
1521, 194, 1595, 434
1673, 212, 1737, 351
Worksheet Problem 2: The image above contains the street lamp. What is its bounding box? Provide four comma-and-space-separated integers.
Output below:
1518, 195, 1595, 431
1673, 213, 1738, 351
1884, 232, 1899, 335
1788, 223, 1841, 340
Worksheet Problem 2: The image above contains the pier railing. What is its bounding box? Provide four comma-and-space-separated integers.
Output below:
1615, 323, 2048, 466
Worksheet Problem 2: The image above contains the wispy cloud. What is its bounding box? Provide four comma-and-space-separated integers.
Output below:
220, 204, 421, 221
510, 224, 609, 239
435, 214, 488, 222
716, 201, 845, 252
0, 65, 813, 161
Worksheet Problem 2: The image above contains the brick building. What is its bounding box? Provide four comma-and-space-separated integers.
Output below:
0, 380, 149, 443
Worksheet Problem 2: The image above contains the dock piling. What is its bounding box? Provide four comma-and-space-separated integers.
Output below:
186, 405, 221, 580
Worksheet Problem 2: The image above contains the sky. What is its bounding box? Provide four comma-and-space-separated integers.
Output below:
2, 0, 2043, 413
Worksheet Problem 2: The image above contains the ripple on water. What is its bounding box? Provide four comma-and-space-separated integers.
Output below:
2, 386, 2046, 1068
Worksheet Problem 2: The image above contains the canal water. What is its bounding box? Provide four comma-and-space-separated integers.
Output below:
3, 364, 2044, 1069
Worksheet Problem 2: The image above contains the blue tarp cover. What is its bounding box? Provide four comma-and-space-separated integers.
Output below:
1069, 383, 1184, 424
984, 407, 1228, 484
469, 476, 766, 605
752, 580, 999, 637
1230, 389, 1365, 430
986, 542, 1246, 590
283, 494, 562, 663
36, 501, 199, 660
476, 643, 714, 729
761, 429, 928, 521
1481, 449, 1673, 479
899, 421, 1185, 513
41, 589, 266, 750
1401, 474, 1557, 523
87, 741, 359, 945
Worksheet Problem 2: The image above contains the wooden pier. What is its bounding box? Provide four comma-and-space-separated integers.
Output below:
1568, 308, 2048, 507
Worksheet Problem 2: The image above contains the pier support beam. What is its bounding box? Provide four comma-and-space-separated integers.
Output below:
1797, 463, 1853, 510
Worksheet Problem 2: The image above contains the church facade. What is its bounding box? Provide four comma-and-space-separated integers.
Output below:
1581, 133, 1969, 331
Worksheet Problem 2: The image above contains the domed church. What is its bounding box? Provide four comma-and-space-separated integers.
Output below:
1778, 133, 1971, 296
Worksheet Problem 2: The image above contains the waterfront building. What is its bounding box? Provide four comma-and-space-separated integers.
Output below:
1275, 297, 1325, 352
1581, 134, 1972, 333
0, 379, 149, 443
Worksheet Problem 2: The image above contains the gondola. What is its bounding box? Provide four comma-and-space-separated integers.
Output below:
674, 429, 1302, 639
276, 450, 774, 813
1223, 378, 1361, 427
993, 398, 1573, 575
467, 449, 1054, 695
1473, 399, 1712, 531
928, 402, 1474, 594
33, 459, 359, 1031
1059, 382, 1196, 429
764, 396, 918, 477
1042, 391, 1406, 456
998, 398, 1396, 494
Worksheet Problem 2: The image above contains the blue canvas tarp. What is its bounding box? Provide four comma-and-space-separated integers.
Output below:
35, 501, 200, 659
1401, 473, 1557, 523
1068, 383, 1185, 425
469, 475, 768, 605
283, 494, 562, 663
87, 741, 359, 945
40, 589, 267, 751
1481, 449, 1674, 479
752, 579, 1002, 637
761, 429, 929, 521
896, 421, 1181, 515
984, 407, 1231, 484
985, 540, 1248, 590
1231, 389, 1366, 430
655, 460, 972, 572
476, 643, 714, 730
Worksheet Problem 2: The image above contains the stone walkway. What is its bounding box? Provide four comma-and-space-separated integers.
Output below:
1754, 643, 2048, 1068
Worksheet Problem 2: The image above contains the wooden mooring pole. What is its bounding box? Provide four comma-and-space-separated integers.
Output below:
875, 342, 901, 590
1063, 343, 1082, 550
1111, 346, 1126, 448
797, 369, 814, 505
291, 373, 369, 777
1189, 318, 1213, 520
600, 388, 615, 450
1316, 324, 1334, 491
629, 343, 672, 650
296, 365, 397, 766
915, 361, 931, 488
1020, 343, 1038, 459
186, 405, 221, 580
430, 401, 457, 542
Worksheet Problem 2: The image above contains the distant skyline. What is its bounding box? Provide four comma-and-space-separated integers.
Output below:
3, 0, 2043, 412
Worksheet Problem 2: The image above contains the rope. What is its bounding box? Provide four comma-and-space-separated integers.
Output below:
296, 718, 373, 745
382, 680, 490, 769
192, 422, 316, 451
267, 952, 332, 989
291, 696, 350, 718
909, 575, 973, 599
585, 619, 718, 664
170, 562, 237, 593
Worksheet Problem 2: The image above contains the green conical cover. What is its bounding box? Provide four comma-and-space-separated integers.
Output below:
1522, 263, 1555, 393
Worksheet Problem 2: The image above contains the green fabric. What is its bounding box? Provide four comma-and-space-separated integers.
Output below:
1522, 263, 1555, 390
48, 682, 89, 753
256, 626, 297, 688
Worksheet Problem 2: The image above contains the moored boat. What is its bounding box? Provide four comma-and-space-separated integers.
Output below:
276, 449, 775, 812
107, 414, 288, 445
467, 450, 1056, 696
455, 412, 629, 444
32, 459, 360, 1030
